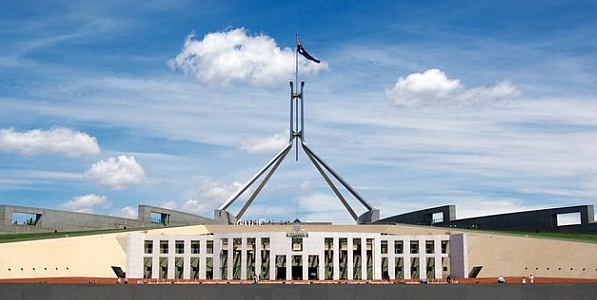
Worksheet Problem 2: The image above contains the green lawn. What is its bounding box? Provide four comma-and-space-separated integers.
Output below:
0, 228, 133, 243
482, 230, 597, 243
2, 227, 596, 244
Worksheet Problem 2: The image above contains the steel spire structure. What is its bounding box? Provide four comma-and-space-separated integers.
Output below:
214, 37, 379, 224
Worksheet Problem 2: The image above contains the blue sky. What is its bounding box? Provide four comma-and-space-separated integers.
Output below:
1, 0, 597, 223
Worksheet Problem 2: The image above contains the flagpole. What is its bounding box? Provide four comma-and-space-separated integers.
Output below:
294, 33, 299, 161
295, 33, 299, 94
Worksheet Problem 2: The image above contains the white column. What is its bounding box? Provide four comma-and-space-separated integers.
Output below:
404, 239, 411, 280
318, 253, 325, 280
269, 252, 275, 280
302, 254, 308, 280
241, 238, 247, 280
227, 238, 233, 280
199, 239, 206, 280
213, 238, 221, 280
287, 254, 292, 280
152, 255, 159, 279
255, 236, 262, 280
389, 238, 395, 280
435, 237, 442, 279
333, 237, 340, 280
183, 240, 190, 279
168, 240, 175, 279
373, 238, 381, 280
361, 237, 367, 280
419, 239, 426, 280
347, 237, 354, 280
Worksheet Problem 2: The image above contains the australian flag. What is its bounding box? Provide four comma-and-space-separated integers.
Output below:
297, 40, 321, 63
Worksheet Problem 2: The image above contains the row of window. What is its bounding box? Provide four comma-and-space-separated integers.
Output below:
381, 240, 449, 255
145, 238, 449, 255
145, 240, 213, 255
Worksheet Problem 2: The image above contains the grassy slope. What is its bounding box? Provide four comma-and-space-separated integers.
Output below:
0, 228, 133, 243
478, 230, 597, 243
1, 227, 595, 243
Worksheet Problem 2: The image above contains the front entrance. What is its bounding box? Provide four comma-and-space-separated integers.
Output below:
276, 255, 287, 280
292, 255, 303, 280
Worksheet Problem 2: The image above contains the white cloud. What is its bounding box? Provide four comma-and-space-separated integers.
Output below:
237, 131, 289, 154
113, 206, 138, 219
297, 192, 356, 223
181, 179, 243, 215
61, 194, 109, 213
169, 28, 327, 86
0, 127, 100, 157
385, 69, 520, 107
160, 200, 179, 210
85, 155, 145, 190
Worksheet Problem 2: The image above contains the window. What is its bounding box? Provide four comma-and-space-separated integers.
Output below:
261, 238, 270, 250
206, 240, 213, 254
352, 239, 361, 280
247, 238, 256, 278
410, 258, 420, 279
11, 212, 40, 226
160, 240, 169, 254
150, 212, 169, 225
144, 240, 153, 254
143, 257, 152, 279
175, 257, 184, 279
159, 257, 168, 279
233, 238, 242, 280
410, 240, 419, 254
191, 240, 200, 254
431, 212, 444, 224
175, 240, 184, 254
324, 238, 334, 280
381, 257, 389, 279
261, 238, 270, 279
220, 239, 228, 279
206, 257, 213, 279
425, 240, 434, 254
441, 240, 449, 254
233, 238, 242, 251
381, 240, 388, 254
339, 238, 348, 280
394, 241, 403, 254
190, 257, 199, 279
556, 212, 581, 226
292, 237, 303, 251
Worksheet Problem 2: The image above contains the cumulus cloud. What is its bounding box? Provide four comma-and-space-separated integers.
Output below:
61, 194, 109, 213
237, 131, 289, 154
113, 206, 137, 219
0, 127, 100, 157
169, 28, 327, 86
181, 179, 243, 215
297, 192, 355, 223
85, 155, 145, 190
385, 69, 520, 107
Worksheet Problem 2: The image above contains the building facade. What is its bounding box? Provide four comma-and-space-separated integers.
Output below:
126, 225, 467, 281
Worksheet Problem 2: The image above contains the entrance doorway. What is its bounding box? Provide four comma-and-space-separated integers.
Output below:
292, 255, 303, 280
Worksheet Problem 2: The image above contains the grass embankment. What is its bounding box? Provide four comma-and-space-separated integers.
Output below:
482, 230, 597, 243
2, 227, 596, 244
0, 228, 133, 243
